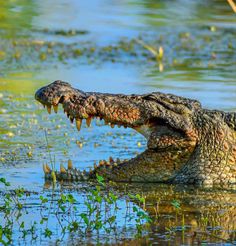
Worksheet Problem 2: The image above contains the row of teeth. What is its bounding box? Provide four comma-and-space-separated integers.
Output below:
43, 157, 127, 175
43, 163, 90, 181
42, 103, 128, 131
94, 156, 129, 168
43, 157, 128, 181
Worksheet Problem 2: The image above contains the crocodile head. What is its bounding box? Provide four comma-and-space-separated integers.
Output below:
35, 80, 236, 185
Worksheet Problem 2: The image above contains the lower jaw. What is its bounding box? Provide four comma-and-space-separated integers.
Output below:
43, 147, 180, 183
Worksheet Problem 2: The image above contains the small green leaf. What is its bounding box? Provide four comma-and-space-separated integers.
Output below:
96, 174, 105, 185
80, 213, 89, 226
0, 178, 10, 186
44, 228, 52, 238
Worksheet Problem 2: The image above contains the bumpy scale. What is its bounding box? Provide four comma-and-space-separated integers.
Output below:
35, 81, 236, 186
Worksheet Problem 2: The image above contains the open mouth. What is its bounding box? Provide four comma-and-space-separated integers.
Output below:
36, 92, 149, 181
35, 81, 198, 183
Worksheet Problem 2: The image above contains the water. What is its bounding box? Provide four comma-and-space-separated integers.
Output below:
0, 0, 236, 244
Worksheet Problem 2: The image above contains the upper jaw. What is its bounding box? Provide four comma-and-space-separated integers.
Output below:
35, 81, 141, 131
35, 80, 87, 114
35, 80, 86, 105
35, 81, 196, 140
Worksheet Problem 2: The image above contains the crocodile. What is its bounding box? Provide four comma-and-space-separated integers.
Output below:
35, 80, 236, 186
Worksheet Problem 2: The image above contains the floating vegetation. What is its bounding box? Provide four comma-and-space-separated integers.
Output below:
135, 38, 164, 61
34, 28, 89, 36
0, 28, 235, 73
0, 176, 152, 245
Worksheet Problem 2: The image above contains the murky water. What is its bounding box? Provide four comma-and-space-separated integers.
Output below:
0, 0, 236, 245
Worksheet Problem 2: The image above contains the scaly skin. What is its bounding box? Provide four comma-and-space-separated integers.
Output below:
35, 80, 236, 185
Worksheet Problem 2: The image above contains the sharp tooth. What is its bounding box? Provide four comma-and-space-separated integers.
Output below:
86, 117, 92, 127
68, 159, 73, 169
44, 182, 51, 189
111, 124, 115, 128
53, 104, 58, 113
70, 116, 74, 124
43, 163, 51, 174
117, 125, 121, 128
76, 119, 82, 131
43, 104, 46, 108
67, 113, 70, 118
46, 163, 51, 171
60, 164, 67, 173
99, 160, 104, 166
47, 105, 51, 114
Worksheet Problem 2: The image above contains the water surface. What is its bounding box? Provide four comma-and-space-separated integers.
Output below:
0, 0, 236, 244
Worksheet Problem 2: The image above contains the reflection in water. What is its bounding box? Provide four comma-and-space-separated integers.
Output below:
39, 182, 236, 245
121, 183, 236, 244
138, 0, 236, 27
0, 0, 236, 244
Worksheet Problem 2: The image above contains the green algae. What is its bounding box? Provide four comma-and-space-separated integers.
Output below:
0, 27, 235, 74
0, 0, 236, 245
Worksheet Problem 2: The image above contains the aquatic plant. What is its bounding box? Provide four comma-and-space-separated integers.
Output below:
0, 175, 153, 245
